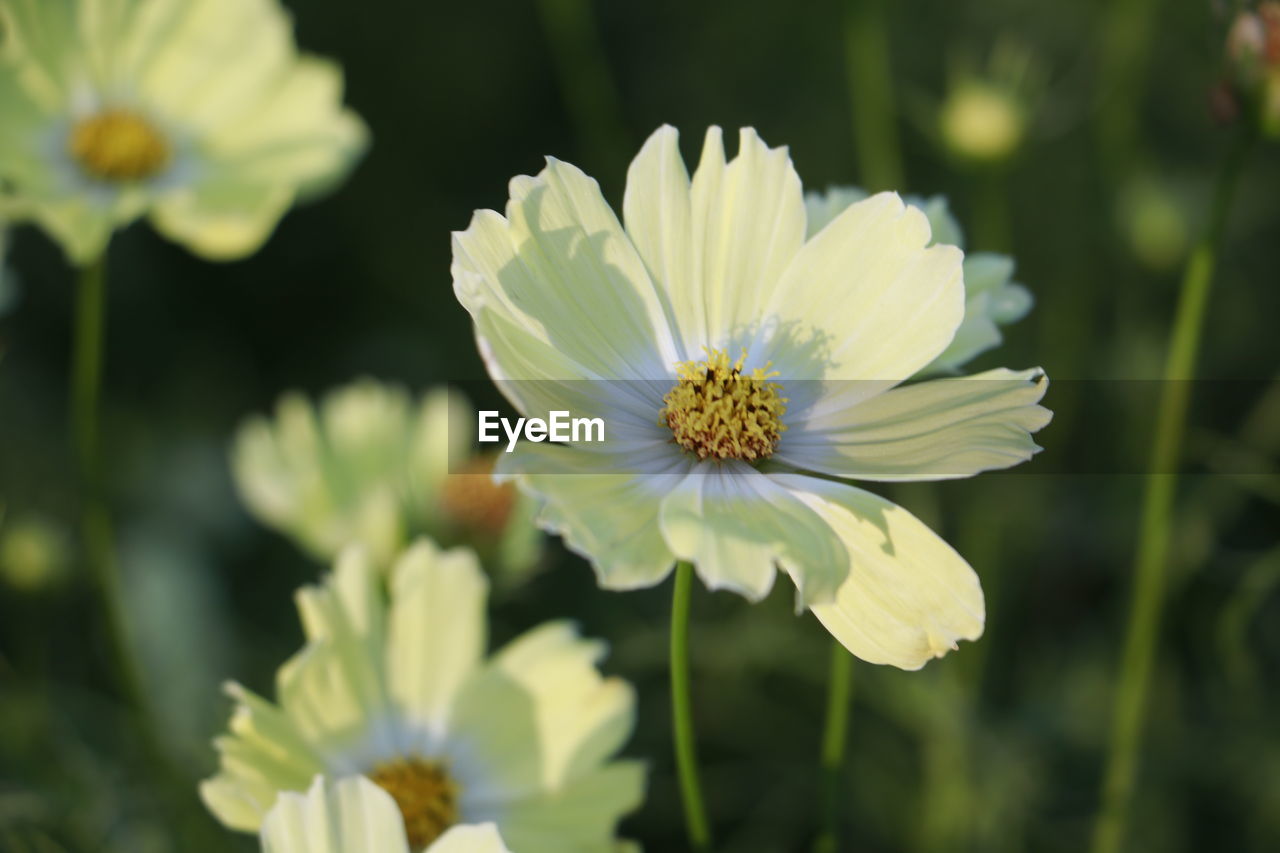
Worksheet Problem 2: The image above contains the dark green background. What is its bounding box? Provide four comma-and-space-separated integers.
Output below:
1, 0, 1278, 851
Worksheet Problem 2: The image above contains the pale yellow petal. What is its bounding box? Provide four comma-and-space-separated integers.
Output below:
385, 540, 487, 734
767, 192, 964, 381
777, 367, 1050, 481
776, 475, 985, 670
658, 461, 848, 605
259, 775, 411, 853
689, 127, 806, 351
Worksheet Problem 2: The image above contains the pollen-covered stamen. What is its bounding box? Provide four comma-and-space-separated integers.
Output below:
441, 453, 516, 536
68, 109, 170, 182
660, 348, 787, 461
368, 757, 460, 848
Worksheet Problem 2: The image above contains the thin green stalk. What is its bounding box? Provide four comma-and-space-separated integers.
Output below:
671, 561, 711, 852
72, 256, 145, 713
971, 169, 1012, 254
1091, 127, 1255, 853
843, 0, 904, 191
815, 644, 854, 853
535, 0, 630, 174
1096, 0, 1164, 178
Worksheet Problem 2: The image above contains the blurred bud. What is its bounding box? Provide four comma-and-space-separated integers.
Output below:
940, 83, 1026, 163
937, 39, 1040, 166
1227, 10, 1267, 80
0, 513, 72, 592
1117, 176, 1191, 271
1224, 3, 1280, 136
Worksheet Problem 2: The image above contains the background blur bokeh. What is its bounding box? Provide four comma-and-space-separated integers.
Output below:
1, 0, 1278, 851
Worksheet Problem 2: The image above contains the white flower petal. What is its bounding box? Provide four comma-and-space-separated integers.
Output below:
150, 179, 294, 260
452, 158, 678, 385
492, 622, 636, 787
202, 682, 324, 831
499, 442, 689, 591
767, 192, 964, 382
689, 127, 807, 352
926, 290, 1003, 374
446, 624, 635, 809
622, 124, 699, 359
775, 475, 985, 670
259, 775, 411, 853
777, 367, 1051, 481
485, 763, 645, 853
658, 461, 848, 605
430, 823, 513, 853
385, 541, 487, 737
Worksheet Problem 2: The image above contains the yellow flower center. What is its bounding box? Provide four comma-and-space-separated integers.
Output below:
368, 757, 460, 849
660, 348, 787, 461
441, 454, 516, 536
68, 109, 170, 182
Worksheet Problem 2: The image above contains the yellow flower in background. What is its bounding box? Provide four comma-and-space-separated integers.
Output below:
260, 776, 511, 853
452, 125, 1051, 669
232, 380, 541, 582
805, 186, 1033, 374
0, 0, 367, 264
203, 539, 643, 852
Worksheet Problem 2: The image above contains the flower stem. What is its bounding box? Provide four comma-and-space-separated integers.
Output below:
671, 561, 712, 851
843, 0, 904, 191
1090, 127, 1255, 853
1096, 0, 1162, 178
71, 254, 145, 712
814, 643, 854, 853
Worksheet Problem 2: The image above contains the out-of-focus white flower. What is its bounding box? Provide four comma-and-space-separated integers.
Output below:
0, 0, 367, 263
232, 380, 541, 583
203, 540, 643, 852
805, 185, 1033, 374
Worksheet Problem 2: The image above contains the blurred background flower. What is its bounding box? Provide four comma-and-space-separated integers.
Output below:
805, 186, 1033, 373
231, 380, 542, 586
0, 0, 367, 263
0, 1, 1277, 852
203, 541, 643, 853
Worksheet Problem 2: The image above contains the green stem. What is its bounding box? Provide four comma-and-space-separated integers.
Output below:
815, 644, 854, 853
671, 561, 712, 852
1096, 0, 1164, 178
1090, 128, 1255, 853
843, 0, 904, 190
71, 255, 145, 713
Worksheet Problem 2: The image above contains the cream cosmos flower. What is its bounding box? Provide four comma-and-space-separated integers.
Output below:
232, 380, 541, 580
0, 0, 366, 263
451, 125, 1051, 670
260, 775, 510, 853
202, 539, 642, 852
805, 186, 1033, 374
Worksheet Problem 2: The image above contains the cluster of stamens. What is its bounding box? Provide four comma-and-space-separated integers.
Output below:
68, 108, 171, 182
660, 348, 787, 462
367, 757, 460, 848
